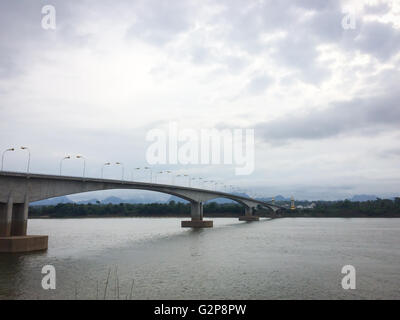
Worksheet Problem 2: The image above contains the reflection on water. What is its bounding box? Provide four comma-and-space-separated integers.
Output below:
0, 218, 399, 299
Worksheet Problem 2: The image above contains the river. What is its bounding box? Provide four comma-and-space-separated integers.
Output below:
0, 217, 399, 299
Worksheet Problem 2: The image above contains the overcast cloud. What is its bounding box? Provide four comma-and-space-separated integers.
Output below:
1, 0, 400, 200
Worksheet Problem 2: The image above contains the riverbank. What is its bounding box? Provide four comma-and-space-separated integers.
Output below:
29, 213, 400, 218
28, 198, 400, 218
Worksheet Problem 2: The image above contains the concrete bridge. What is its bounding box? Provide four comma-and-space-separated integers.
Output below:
0, 171, 282, 253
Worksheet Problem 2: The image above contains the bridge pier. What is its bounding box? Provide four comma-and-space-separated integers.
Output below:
11, 201, 28, 236
181, 201, 213, 228
0, 195, 48, 253
0, 197, 13, 237
238, 206, 259, 221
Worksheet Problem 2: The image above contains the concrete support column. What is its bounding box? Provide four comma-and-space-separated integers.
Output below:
0, 193, 48, 253
182, 201, 212, 228
11, 200, 29, 236
190, 201, 203, 221
239, 205, 259, 221
245, 206, 253, 216
0, 196, 13, 237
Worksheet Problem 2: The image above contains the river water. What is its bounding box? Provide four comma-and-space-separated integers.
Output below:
0, 217, 399, 299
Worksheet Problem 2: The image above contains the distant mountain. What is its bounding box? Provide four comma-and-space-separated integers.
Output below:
205, 198, 234, 204
29, 193, 393, 206
167, 192, 250, 204
350, 194, 378, 202
167, 196, 189, 203
100, 196, 166, 204
76, 198, 101, 204
101, 196, 124, 204
255, 195, 291, 202
274, 195, 290, 201
32, 195, 165, 206
31, 196, 72, 206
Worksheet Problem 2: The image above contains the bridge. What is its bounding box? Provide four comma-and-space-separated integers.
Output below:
0, 171, 283, 253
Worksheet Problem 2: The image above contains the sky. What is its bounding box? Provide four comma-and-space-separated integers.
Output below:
1, 0, 400, 200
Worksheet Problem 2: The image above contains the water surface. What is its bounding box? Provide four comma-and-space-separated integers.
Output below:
0, 218, 399, 299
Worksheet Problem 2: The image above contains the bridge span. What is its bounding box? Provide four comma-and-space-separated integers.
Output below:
0, 171, 282, 252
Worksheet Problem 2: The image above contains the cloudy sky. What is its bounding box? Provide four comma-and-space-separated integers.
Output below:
1, 0, 400, 200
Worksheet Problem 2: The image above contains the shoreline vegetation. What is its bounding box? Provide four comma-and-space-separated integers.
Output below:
29, 198, 400, 218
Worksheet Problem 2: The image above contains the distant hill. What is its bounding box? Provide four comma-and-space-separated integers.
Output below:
29, 193, 395, 206
256, 195, 291, 202
76, 198, 100, 204
101, 196, 124, 204
350, 194, 378, 202
32, 195, 165, 206
167, 192, 250, 204
31, 196, 72, 206
93, 196, 166, 204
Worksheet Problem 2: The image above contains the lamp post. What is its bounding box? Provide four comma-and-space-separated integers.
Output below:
164, 170, 172, 184
174, 174, 181, 185
59, 155, 71, 175
144, 167, 152, 183
189, 177, 196, 188
133, 167, 141, 181
130, 167, 140, 181
198, 177, 204, 188
76, 155, 86, 177
20, 146, 31, 173
1, 148, 15, 171
101, 162, 111, 178
213, 181, 219, 191
183, 174, 189, 187
155, 171, 163, 183
115, 162, 124, 180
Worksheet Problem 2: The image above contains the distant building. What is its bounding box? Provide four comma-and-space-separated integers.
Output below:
290, 196, 296, 210
295, 202, 316, 210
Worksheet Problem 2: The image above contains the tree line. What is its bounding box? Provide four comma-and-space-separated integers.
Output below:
275, 198, 400, 217
29, 198, 400, 218
29, 201, 244, 218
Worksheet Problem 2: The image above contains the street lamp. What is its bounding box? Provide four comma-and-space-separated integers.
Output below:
174, 174, 181, 185
130, 167, 140, 181
213, 181, 219, 191
164, 170, 172, 184
76, 155, 86, 177
183, 174, 189, 187
154, 171, 162, 183
1, 148, 15, 171
115, 162, 124, 180
189, 177, 196, 188
101, 162, 111, 178
59, 155, 71, 175
144, 167, 152, 183
132, 167, 141, 181
20, 146, 31, 173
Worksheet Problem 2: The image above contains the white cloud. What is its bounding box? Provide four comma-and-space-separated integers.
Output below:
1, 0, 399, 199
